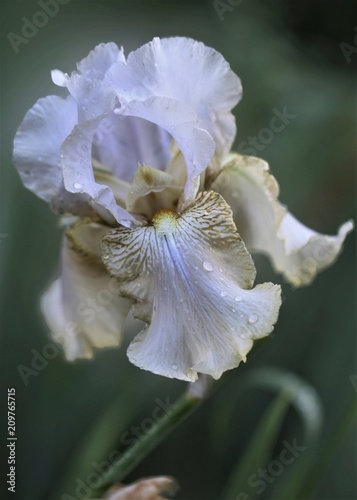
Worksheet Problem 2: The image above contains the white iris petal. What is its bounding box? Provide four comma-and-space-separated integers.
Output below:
212, 154, 354, 286
41, 223, 132, 360
102, 192, 281, 381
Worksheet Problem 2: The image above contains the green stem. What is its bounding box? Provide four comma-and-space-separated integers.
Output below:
86, 389, 202, 498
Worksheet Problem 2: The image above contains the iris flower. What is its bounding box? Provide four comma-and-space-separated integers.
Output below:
13, 38, 352, 381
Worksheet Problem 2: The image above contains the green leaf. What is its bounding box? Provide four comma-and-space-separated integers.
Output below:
219, 367, 323, 500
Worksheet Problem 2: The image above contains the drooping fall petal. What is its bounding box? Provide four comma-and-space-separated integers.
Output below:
212, 154, 354, 286
41, 222, 131, 360
102, 191, 281, 381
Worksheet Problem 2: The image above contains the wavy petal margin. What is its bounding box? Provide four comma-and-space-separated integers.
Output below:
102, 191, 281, 381
212, 154, 354, 286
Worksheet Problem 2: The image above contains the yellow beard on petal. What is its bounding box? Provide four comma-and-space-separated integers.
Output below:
152, 209, 179, 235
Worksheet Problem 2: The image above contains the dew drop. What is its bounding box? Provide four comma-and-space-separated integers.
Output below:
231, 308, 237, 313
203, 261, 213, 272
235, 296, 243, 302
74, 182, 83, 190
239, 333, 247, 339
220, 291, 227, 297
248, 314, 259, 324
172, 363, 178, 370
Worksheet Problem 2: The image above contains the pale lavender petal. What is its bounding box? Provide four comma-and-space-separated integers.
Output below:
60, 117, 140, 227
108, 37, 241, 159
92, 113, 172, 183
102, 191, 281, 381
41, 225, 132, 360
77, 42, 125, 77
115, 96, 214, 206
212, 154, 354, 286
13, 95, 93, 216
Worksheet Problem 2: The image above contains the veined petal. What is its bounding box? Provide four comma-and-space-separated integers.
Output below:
212, 154, 354, 286
126, 165, 183, 218
41, 224, 131, 360
108, 37, 241, 159
102, 192, 281, 381
13, 95, 93, 216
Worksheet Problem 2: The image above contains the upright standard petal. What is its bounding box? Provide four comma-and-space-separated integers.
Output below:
108, 37, 241, 160
52, 43, 125, 86
102, 192, 281, 381
114, 96, 215, 207
92, 114, 172, 183
52, 42, 125, 121
60, 117, 141, 227
212, 154, 354, 286
13, 95, 93, 215
41, 223, 131, 360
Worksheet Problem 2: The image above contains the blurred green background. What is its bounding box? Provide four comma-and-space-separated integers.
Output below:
0, 1, 356, 499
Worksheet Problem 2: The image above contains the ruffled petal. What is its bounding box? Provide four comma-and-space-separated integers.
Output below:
41, 223, 131, 360
108, 37, 241, 159
77, 42, 125, 77
212, 154, 354, 286
102, 191, 281, 381
52, 43, 125, 121
13, 95, 93, 216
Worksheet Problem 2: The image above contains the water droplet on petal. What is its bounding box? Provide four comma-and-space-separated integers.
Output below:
239, 333, 247, 339
248, 314, 259, 324
220, 291, 227, 297
203, 260, 213, 272
235, 296, 243, 302
231, 308, 236, 313
172, 363, 178, 370
74, 182, 83, 190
